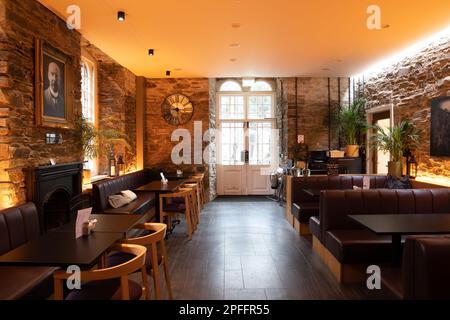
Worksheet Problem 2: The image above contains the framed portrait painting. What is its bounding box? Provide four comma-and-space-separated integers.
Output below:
35, 38, 74, 128
430, 96, 450, 156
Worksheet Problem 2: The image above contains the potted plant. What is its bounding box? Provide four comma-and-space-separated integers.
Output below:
74, 115, 132, 178
338, 99, 367, 157
370, 119, 421, 178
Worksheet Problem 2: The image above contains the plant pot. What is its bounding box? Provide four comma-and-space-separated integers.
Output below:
345, 145, 359, 158
388, 161, 402, 178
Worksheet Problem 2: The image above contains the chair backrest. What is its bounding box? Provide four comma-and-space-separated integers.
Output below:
320, 189, 450, 241
69, 193, 92, 221
53, 243, 147, 300
0, 202, 41, 255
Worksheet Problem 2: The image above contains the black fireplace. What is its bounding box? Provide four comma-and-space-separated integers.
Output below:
26, 162, 83, 232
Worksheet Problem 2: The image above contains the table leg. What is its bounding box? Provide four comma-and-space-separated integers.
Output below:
392, 234, 402, 266
154, 192, 161, 223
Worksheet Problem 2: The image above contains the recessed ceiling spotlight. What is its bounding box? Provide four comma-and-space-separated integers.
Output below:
322, 68, 330, 71
229, 43, 240, 48
166, 70, 171, 76
382, 24, 390, 29
117, 11, 126, 22
231, 23, 241, 29
230, 58, 237, 62
148, 49, 155, 56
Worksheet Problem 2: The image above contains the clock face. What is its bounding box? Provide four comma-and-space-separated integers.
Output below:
161, 94, 194, 125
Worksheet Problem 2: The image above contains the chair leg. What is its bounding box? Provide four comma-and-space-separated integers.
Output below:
162, 258, 173, 300
185, 206, 193, 240
151, 244, 162, 300
141, 266, 151, 300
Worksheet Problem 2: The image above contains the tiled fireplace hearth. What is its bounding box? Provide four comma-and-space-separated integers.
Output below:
25, 162, 83, 232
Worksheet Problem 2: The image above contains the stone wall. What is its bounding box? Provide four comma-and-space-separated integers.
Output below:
145, 78, 210, 196
363, 34, 450, 181
82, 38, 137, 174
284, 77, 351, 158
0, 0, 82, 208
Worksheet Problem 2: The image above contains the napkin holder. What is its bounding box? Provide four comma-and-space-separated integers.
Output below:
82, 219, 98, 236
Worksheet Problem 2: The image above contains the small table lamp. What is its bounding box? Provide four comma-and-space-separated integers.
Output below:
117, 155, 125, 176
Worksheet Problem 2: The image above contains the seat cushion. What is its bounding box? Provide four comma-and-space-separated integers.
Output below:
309, 216, 321, 240
106, 251, 162, 270
102, 192, 155, 215
65, 278, 142, 300
292, 202, 319, 223
325, 229, 397, 264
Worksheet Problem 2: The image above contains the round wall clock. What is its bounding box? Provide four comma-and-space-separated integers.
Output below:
161, 94, 194, 125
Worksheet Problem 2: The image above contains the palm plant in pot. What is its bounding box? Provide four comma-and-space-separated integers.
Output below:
370, 119, 421, 178
338, 99, 367, 157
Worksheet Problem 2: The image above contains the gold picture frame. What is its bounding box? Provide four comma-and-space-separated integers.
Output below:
35, 38, 74, 129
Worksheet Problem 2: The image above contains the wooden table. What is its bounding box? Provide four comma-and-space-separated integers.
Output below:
348, 213, 450, 266
51, 214, 146, 237
135, 180, 184, 222
0, 232, 123, 268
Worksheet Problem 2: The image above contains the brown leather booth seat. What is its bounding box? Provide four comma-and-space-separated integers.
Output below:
309, 216, 321, 240
290, 175, 388, 225
0, 203, 58, 299
92, 169, 158, 215
382, 235, 450, 299
320, 189, 450, 264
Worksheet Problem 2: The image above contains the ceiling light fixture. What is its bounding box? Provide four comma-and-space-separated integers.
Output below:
117, 11, 126, 22
230, 58, 237, 62
166, 70, 171, 76
148, 49, 154, 56
231, 23, 241, 29
229, 43, 240, 48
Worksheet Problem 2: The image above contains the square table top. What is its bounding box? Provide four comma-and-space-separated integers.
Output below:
0, 232, 122, 268
51, 214, 145, 234
135, 180, 183, 193
348, 213, 450, 235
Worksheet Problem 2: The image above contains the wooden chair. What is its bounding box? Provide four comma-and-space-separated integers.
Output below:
53, 244, 148, 300
189, 174, 206, 207
179, 186, 199, 228
181, 183, 200, 225
159, 190, 194, 240
107, 223, 173, 300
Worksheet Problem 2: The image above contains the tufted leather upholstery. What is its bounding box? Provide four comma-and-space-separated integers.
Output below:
0, 202, 58, 300
319, 189, 450, 263
290, 175, 389, 224
92, 169, 159, 214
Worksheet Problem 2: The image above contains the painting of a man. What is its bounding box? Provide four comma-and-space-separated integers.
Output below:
43, 54, 65, 118
431, 97, 450, 156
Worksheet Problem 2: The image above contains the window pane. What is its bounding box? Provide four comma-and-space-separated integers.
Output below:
220, 81, 242, 92
220, 122, 245, 165
221, 95, 245, 119
248, 122, 272, 165
250, 81, 272, 91
248, 95, 272, 119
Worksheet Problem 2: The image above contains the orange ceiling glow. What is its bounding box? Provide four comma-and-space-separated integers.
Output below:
39, 0, 450, 78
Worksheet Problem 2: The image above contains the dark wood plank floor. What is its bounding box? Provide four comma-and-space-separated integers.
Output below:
135, 196, 390, 300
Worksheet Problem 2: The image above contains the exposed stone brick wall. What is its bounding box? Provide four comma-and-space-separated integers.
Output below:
363, 35, 450, 180
145, 78, 210, 196
82, 38, 137, 175
284, 77, 351, 158
0, 0, 82, 208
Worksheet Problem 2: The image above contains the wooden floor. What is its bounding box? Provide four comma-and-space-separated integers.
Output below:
136, 196, 390, 300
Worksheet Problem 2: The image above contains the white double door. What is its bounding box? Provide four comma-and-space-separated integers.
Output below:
217, 94, 277, 195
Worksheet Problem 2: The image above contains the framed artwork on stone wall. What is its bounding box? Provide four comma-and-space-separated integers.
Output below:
35, 38, 74, 129
430, 96, 450, 156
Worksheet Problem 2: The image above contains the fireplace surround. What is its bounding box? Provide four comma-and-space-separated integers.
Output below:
26, 162, 83, 232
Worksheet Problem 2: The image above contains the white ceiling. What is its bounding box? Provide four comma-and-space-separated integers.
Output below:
39, 0, 450, 78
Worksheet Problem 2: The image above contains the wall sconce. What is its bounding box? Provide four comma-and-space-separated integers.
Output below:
117, 155, 125, 176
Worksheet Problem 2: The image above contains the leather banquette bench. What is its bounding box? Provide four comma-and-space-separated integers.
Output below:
0, 202, 58, 300
310, 188, 450, 284
92, 169, 159, 218
286, 175, 389, 235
